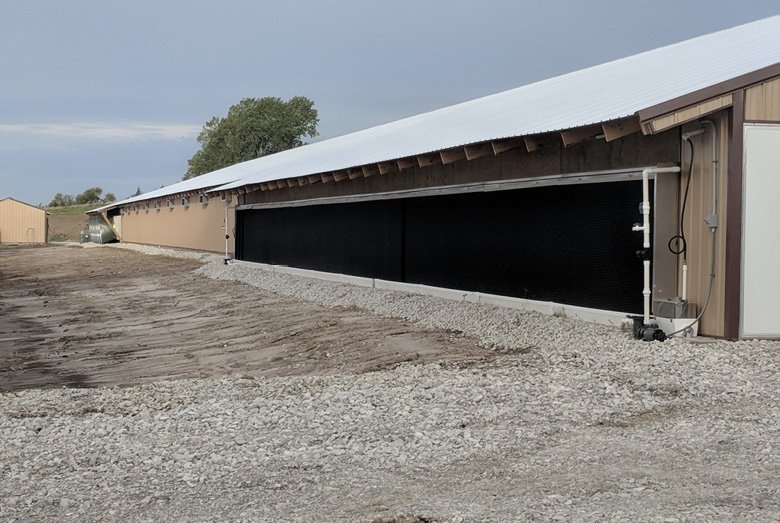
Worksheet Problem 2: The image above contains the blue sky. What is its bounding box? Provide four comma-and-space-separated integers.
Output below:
2, 1, 779, 206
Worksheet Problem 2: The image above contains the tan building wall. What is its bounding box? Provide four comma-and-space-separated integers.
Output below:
0, 198, 48, 243
119, 197, 234, 254
746, 77, 780, 121
679, 112, 730, 337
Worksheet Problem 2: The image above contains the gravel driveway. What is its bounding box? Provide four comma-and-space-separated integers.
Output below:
1, 244, 778, 522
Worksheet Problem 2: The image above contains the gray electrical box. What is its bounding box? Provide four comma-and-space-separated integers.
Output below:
654, 298, 697, 319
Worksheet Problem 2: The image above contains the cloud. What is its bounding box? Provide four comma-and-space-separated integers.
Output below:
0, 122, 201, 142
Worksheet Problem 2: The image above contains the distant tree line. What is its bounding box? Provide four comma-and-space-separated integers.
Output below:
48, 187, 116, 207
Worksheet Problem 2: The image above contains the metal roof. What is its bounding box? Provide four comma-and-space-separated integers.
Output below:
93, 15, 780, 212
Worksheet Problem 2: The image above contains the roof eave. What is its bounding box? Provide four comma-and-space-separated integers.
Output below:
639, 62, 780, 132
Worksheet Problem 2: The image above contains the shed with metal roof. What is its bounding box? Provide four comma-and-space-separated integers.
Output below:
0, 198, 48, 244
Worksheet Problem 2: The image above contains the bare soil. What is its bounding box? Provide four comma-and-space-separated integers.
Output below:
47, 214, 90, 241
0, 244, 493, 392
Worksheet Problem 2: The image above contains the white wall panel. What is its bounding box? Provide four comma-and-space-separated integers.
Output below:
741, 124, 780, 337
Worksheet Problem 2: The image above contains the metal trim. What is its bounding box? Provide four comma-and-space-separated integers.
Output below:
237, 167, 654, 211
639, 65, 780, 124
725, 93, 745, 339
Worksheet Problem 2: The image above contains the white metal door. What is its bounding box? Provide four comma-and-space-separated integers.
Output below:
741, 124, 780, 337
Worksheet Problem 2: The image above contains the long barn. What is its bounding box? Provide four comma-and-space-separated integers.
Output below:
90, 16, 780, 339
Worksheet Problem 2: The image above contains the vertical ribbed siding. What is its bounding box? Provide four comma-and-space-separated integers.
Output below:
120, 199, 234, 254
0, 198, 47, 243
745, 77, 780, 120
677, 114, 729, 337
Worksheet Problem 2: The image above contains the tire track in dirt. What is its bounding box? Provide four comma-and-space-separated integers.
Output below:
1, 244, 495, 391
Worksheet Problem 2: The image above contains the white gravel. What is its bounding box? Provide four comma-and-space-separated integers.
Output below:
2, 243, 778, 522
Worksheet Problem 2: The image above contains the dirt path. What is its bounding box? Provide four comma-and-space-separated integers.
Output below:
0, 244, 493, 391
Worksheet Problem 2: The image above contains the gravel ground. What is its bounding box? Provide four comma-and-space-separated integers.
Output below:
1, 244, 778, 522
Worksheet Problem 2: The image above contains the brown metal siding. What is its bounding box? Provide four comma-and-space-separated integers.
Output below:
120, 199, 234, 253
0, 198, 48, 243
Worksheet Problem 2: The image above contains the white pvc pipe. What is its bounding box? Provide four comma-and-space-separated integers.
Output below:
224, 205, 230, 261
701, 120, 718, 223
637, 166, 682, 324
681, 262, 688, 301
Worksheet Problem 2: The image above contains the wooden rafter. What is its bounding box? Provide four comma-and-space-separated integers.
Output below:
297, 177, 309, 187
348, 168, 363, 180
560, 124, 603, 147
378, 162, 397, 175
524, 137, 542, 152
333, 170, 349, 182
416, 153, 440, 168
397, 158, 416, 170
362, 165, 379, 177
440, 148, 467, 165
464, 143, 493, 161
491, 138, 524, 155
321, 173, 334, 184
260, 183, 270, 191
276, 180, 286, 190
601, 117, 641, 142
308, 174, 322, 185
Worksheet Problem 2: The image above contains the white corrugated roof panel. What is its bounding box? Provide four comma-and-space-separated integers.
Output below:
213, 16, 780, 191
94, 15, 780, 211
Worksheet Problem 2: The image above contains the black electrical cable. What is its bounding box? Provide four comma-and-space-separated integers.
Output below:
665, 130, 718, 338
668, 138, 694, 260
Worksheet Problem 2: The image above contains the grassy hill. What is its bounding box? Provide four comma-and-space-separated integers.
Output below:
46, 204, 99, 216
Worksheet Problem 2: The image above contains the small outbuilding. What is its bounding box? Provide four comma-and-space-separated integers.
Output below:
0, 197, 48, 244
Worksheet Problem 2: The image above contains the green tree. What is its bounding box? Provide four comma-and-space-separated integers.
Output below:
75, 187, 103, 204
48, 193, 76, 207
184, 96, 319, 180
131, 186, 142, 197
104, 193, 116, 202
